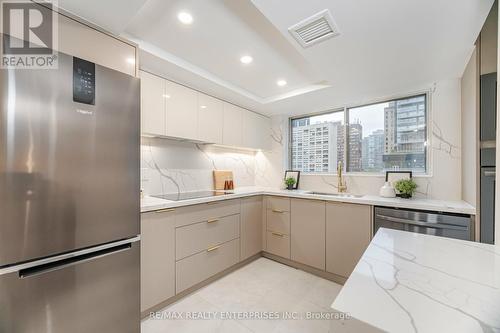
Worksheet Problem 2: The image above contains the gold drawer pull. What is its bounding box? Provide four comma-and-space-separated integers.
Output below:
155, 208, 175, 213
207, 218, 219, 223
207, 245, 220, 252
271, 232, 284, 237
272, 209, 284, 213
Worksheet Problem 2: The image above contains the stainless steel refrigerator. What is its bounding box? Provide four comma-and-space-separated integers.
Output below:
0, 52, 140, 332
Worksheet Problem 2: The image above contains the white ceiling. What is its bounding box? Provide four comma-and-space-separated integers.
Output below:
58, 0, 493, 117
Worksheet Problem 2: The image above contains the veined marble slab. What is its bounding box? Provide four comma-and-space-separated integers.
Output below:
140, 186, 475, 215
331, 229, 500, 333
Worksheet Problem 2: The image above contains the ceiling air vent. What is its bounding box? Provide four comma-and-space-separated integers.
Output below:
288, 9, 340, 48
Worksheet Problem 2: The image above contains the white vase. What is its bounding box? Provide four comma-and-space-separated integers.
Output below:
379, 182, 396, 198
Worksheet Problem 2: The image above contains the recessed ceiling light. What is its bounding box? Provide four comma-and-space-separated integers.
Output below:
177, 11, 193, 25
200, 105, 207, 109
163, 94, 171, 99
277, 79, 287, 87
240, 55, 253, 64
126, 57, 135, 65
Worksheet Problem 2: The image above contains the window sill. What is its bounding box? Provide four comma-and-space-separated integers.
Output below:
300, 172, 432, 178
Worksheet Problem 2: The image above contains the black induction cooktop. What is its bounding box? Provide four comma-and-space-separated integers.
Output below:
152, 190, 234, 201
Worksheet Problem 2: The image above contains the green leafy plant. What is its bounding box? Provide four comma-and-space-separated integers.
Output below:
285, 177, 296, 189
394, 179, 417, 198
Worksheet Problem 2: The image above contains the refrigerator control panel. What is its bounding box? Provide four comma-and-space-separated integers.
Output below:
73, 57, 95, 105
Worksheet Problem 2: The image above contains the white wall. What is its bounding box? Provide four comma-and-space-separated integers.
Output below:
256, 79, 463, 201
461, 48, 478, 206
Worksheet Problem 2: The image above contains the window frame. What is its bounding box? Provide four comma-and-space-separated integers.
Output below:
288, 92, 431, 176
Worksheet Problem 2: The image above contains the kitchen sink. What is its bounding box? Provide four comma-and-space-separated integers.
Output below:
309, 192, 363, 198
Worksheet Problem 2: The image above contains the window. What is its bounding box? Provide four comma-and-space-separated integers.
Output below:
290, 94, 427, 174
291, 110, 345, 173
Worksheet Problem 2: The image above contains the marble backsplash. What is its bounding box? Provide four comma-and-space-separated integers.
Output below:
141, 137, 257, 195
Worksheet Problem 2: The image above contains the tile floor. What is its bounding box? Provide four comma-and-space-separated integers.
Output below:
141, 258, 343, 333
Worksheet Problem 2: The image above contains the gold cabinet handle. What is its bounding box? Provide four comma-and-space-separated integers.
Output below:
271, 232, 284, 237
272, 209, 284, 213
155, 208, 175, 213
207, 218, 219, 223
206, 245, 220, 252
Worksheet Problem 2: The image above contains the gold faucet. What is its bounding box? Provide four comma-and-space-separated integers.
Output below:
337, 161, 348, 193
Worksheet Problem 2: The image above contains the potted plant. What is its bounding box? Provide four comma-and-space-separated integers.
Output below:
285, 177, 296, 190
394, 179, 417, 199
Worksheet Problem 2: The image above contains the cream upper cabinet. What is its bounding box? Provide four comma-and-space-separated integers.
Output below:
140, 71, 165, 136
257, 113, 272, 150
242, 111, 271, 150
326, 202, 371, 278
165, 80, 198, 140
222, 102, 243, 147
197, 93, 224, 144
58, 13, 136, 76
290, 199, 326, 270
139, 71, 269, 149
28, 3, 137, 76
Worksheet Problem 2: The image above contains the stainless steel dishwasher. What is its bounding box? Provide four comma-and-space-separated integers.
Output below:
374, 207, 474, 241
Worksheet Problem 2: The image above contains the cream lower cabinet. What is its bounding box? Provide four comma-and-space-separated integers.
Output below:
141, 209, 175, 312
241, 196, 263, 260
176, 238, 240, 293
175, 200, 241, 294
326, 202, 371, 278
291, 199, 326, 270
266, 197, 291, 259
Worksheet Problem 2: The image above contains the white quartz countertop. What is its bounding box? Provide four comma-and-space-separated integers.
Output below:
141, 186, 475, 215
331, 229, 500, 333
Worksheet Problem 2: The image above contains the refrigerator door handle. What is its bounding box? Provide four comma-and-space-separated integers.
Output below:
484, 170, 496, 177
0, 236, 140, 277
19, 243, 131, 279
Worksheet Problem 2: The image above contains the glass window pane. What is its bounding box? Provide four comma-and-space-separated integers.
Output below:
347, 95, 426, 173
291, 111, 345, 173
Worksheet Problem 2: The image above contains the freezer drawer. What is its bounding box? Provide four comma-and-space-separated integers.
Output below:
0, 238, 140, 333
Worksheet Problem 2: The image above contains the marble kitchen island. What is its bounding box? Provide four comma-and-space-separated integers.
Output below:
331, 228, 500, 333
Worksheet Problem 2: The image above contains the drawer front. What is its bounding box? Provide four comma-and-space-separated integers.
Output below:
267, 210, 290, 235
176, 214, 240, 260
266, 196, 290, 212
176, 199, 240, 227
266, 231, 290, 259
176, 238, 240, 293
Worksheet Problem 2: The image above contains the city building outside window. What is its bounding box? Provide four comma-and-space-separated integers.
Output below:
290, 94, 427, 174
